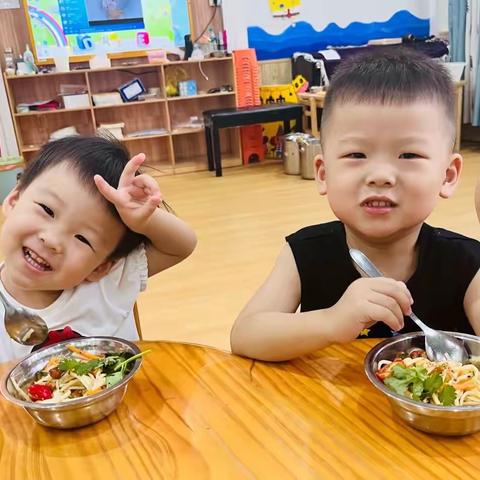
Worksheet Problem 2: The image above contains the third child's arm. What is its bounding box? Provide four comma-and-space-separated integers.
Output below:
230, 245, 411, 361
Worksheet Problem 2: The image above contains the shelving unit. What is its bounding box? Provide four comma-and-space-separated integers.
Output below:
4, 57, 241, 176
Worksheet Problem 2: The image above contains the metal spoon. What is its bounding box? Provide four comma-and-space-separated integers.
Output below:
349, 248, 469, 363
0, 290, 49, 346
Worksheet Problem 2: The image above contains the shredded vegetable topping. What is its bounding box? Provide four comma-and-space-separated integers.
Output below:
376, 349, 480, 406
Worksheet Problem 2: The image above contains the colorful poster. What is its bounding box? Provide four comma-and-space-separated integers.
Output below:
25, 0, 190, 61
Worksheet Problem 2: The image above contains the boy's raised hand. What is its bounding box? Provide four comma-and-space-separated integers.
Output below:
94, 153, 162, 233
328, 277, 412, 343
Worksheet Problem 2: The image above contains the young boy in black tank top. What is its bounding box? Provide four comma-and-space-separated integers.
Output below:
231, 50, 480, 361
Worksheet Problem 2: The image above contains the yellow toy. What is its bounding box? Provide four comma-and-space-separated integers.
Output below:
165, 67, 188, 97
260, 74, 308, 157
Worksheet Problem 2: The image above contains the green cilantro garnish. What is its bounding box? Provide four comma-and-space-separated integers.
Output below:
56, 350, 150, 386
438, 385, 456, 406
384, 365, 426, 396
58, 358, 101, 375
106, 371, 124, 388
383, 364, 457, 406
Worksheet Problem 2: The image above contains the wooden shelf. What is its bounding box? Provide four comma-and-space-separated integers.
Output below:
123, 132, 170, 141
15, 107, 91, 117
88, 63, 160, 74
167, 92, 235, 101
93, 98, 165, 109
4, 70, 87, 80
171, 127, 204, 135
21, 145, 41, 152
164, 57, 231, 66
5, 57, 239, 176
3, 58, 232, 80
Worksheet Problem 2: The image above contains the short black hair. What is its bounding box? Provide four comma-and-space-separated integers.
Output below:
321, 48, 456, 147
19, 135, 147, 260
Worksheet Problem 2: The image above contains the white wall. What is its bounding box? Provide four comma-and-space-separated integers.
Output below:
430, 0, 449, 35
223, 0, 434, 52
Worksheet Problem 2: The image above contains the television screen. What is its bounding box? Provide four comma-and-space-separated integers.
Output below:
25, 0, 190, 62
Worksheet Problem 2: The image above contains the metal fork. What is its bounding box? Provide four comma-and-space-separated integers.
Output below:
349, 248, 469, 363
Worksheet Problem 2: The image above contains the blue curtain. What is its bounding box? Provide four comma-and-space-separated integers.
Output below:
449, 0, 467, 61
472, 3, 480, 126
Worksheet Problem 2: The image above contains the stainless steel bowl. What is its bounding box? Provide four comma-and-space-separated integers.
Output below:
365, 331, 480, 436
0, 337, 142, 429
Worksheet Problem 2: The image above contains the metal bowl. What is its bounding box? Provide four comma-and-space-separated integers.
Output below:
0, 337, 142, 429
365, 331, 480, 436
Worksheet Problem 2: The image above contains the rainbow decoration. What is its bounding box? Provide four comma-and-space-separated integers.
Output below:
28, 6, 68, 47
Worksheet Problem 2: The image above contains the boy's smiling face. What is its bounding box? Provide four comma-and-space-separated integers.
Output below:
315, 100, 462, 244
0, 163, 125, 306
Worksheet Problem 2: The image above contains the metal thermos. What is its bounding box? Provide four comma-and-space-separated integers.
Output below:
282, 133, 302, 175
299, 137, 322, 180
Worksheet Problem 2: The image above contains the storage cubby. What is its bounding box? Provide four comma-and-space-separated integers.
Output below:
4, 57, 240, 176
7, 72, 88, 107
164, 58, 234, 95
172, 128, 241, 174
87, 65, 163, 97
168, 93, 236, 132
16, 110, 94, 150
94, 101, 169, 138
126, 136, 173, 176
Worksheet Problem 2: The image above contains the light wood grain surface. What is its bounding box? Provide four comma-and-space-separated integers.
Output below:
1, 339, 479, 479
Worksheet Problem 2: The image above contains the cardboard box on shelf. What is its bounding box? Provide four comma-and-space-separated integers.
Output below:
62, 93, 90, 109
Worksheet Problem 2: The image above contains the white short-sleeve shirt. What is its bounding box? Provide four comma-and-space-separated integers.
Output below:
0, 246, 148, 363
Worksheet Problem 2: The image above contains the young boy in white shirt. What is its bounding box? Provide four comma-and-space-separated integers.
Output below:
0, 136, 197, 361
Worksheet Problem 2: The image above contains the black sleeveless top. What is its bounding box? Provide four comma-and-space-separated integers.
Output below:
286, 221, 480, 337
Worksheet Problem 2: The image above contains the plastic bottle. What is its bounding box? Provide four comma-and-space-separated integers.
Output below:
23, 44, 37, 73
189, 44, 204, 60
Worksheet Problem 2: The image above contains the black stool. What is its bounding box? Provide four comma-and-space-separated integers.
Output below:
203, 103, 303, 176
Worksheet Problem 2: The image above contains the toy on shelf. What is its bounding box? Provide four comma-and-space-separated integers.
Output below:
165, 66, 188, 97
260, 74, 308, 158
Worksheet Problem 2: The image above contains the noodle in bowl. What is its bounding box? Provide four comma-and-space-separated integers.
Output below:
0, 337, 142, 429
364, 331, 480, 436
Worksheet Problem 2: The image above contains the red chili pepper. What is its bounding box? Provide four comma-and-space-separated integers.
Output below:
375, 360, 404, 381
375, 366, 391, 381
27, 383, 53, 401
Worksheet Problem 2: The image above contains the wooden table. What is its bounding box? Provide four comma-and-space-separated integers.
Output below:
1, 340, 479, 479
298, 81, 465, 152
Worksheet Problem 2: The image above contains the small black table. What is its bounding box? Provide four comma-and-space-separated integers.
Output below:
203, 103, 304, 176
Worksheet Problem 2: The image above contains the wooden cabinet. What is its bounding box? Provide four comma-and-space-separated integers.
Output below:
4, 57, 241, 176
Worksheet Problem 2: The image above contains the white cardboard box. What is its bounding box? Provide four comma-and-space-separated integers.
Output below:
62, 93, 90, 109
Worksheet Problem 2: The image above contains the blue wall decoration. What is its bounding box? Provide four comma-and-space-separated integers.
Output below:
248, 10, 429, 60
